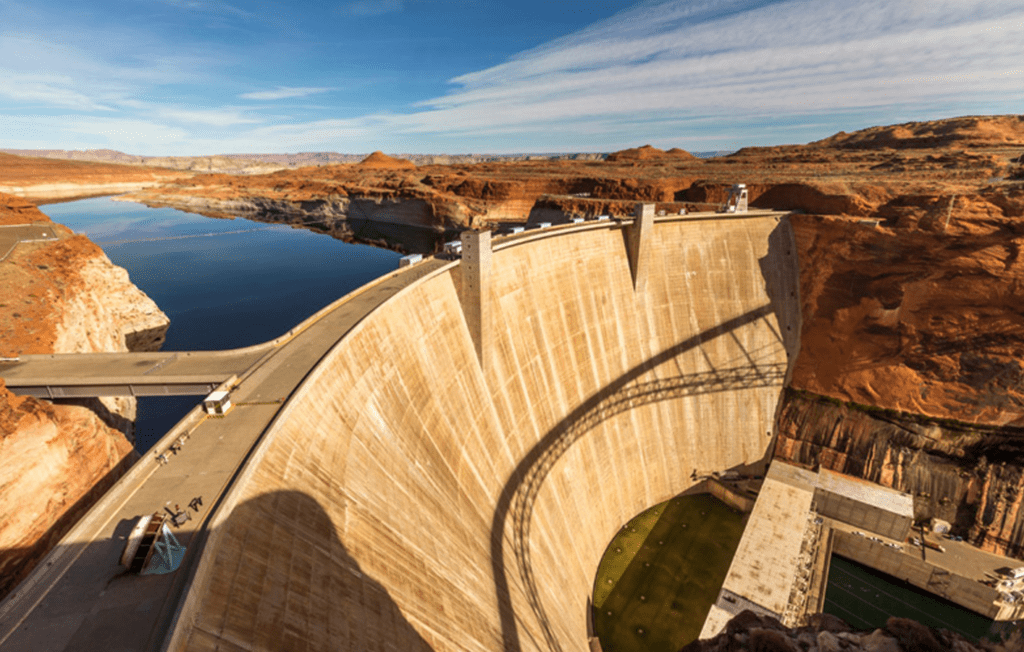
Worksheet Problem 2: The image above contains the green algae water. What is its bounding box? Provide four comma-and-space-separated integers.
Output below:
824, 556, 1021, 643
593, 493, 746, 652
39, 197, 401, 452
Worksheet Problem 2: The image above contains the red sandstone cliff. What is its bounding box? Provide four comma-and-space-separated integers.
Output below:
789, 208, 1024, 426
0, 379, 137, 599
0, 192, 169, 600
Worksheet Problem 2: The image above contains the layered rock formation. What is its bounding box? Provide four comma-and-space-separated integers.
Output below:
112, 115, 1022, 249
0, 152, 185, 203
0, 191, 169, 600
775, 391, 1024, 557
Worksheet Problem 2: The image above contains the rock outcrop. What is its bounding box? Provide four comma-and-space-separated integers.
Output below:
775, 390, 1024, 557
357, 150, 417, 169
683, 610, 1018, 652
606, 144, 697, 161
0, 191, 169, 600
812, 114, 1024, 150
789, 208, 1024, 426
0, 379, 138, 600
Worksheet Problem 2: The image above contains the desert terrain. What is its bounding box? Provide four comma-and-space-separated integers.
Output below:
0, 152, 187, 203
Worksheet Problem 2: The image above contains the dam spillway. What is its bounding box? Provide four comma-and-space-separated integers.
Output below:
165, 211, 800, 652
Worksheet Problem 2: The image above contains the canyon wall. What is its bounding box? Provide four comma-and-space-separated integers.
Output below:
775, 390, 1024, 557
771, 195, 1024, 559
788, 208, 1024, 427
168, 214, 800, 652
0, 380, 137, 599
0, 192, 169, 600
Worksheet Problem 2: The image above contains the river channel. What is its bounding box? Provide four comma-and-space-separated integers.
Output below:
40, 196, 402, 451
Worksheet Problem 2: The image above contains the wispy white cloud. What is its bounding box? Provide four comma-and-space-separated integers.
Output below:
337, 0, 403, 17
0, 76, 114, 111
156, 107, 263, 126
2, 114, 189, 148
239, 86, 333, 101
156, 0, 252, 18
400, 0, 1024, 142
4, 0, 1024, 155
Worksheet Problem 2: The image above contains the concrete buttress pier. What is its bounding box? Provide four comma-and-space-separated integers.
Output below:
460, 229, 492, 372
626, 203, 654, 292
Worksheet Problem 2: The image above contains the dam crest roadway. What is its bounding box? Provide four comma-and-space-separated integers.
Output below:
0, 206, 801, 652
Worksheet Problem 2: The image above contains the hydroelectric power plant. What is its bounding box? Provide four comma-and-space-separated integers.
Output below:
0, 205, 801, 651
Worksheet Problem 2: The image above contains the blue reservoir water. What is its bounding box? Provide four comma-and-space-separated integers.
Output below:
40, 197, 401, 451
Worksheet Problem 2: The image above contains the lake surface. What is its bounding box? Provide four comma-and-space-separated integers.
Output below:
40, 197, 401, 451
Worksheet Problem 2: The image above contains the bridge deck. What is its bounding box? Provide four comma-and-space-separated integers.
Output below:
1, 349, 270, 397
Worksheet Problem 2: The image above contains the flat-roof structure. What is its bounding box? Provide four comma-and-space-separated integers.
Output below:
702, 462, 915, 638
815, 468, 914, 542
700, 463, 819, 637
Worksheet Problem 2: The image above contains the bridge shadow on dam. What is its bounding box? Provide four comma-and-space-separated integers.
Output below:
490, 303, 790, 652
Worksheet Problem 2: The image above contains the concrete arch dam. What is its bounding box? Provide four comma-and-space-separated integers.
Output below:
0, 211, 800, 652
162, 211, 800, 652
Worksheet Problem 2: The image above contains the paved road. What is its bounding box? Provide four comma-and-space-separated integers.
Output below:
0, 257, 449, 652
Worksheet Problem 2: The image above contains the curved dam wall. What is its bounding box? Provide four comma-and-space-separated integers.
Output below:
170, 213, 800, 652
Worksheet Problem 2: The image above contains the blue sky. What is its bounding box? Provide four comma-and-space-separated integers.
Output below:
2, 0, 1022, 155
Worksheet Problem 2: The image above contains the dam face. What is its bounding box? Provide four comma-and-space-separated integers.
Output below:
169, 213, 800, 652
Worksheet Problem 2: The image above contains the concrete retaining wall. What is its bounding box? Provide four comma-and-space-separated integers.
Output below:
690, 479, 757, 514
832, 532, 1001, 619
171, 214, 800, 652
